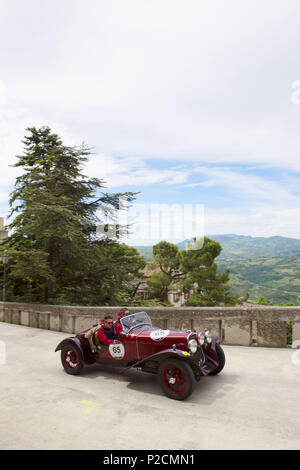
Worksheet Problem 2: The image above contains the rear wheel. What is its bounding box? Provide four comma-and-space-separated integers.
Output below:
158, 358, 195, 400
61, 344, 83, 375
209, 343, 225, 375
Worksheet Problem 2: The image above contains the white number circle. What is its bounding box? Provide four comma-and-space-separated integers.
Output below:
109, 343, 125, 359
150, 329, 170, 341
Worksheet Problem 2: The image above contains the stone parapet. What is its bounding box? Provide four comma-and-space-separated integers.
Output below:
1, 302, 300, 348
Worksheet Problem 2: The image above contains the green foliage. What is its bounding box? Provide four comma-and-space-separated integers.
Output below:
145, 237, 242, 306
146, 272, 172, 301
135, 236, 300, 306
286, 321, 293, 345
257, 296, 269, 305
153, 241, 181, 275
2, 126, 144, 305
180, 238, 243, 306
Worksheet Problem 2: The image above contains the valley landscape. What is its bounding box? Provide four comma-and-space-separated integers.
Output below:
135, 235, 300, 305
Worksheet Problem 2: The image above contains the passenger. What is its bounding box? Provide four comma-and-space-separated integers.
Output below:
96, 315, 119, 346
84, 323, 102, 353
115, 307, 130, 336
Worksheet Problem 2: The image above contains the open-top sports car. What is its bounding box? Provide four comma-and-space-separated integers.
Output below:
55, 311, 225, 400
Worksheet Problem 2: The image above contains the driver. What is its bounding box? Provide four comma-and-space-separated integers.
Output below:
96, 315, 119, 346
115, 307, 130, 336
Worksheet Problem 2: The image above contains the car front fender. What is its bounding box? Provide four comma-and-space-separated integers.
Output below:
121, 348, 193, 372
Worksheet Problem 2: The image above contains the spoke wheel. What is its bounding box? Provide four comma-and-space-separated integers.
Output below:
61, 344, 83, 375
158, 358, 195, 400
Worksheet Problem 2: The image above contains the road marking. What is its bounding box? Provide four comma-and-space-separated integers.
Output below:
80, 400, 102, 415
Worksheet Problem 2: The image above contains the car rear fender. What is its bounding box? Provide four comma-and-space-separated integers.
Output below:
55, 337, 95, 365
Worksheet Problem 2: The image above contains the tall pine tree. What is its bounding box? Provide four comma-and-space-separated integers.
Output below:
179, 238, 240, 306
5, 126, 144, 304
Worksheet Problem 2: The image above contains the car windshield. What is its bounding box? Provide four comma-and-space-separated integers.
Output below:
120, 311, 152, 333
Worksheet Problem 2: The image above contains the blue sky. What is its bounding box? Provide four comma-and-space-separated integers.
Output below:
1, 0, 300, 244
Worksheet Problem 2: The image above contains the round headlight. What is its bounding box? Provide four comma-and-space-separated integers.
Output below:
198, 332, 205, 345
188, 339, 198, 354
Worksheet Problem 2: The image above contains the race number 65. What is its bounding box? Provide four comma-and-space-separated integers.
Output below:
109, 343, 125, 359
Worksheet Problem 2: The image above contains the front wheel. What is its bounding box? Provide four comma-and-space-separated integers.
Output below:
208, 343, 225, 375
61, 344, 83, 375
158, 358, 195, 400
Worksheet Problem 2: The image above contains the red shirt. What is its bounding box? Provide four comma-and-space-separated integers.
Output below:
96, 325, 117, 346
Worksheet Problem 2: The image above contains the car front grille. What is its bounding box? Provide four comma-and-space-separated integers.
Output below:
193, 346, 205, 366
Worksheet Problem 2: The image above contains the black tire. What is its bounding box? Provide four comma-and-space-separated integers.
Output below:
158, 358, 195, 400
209, 343, 225, 376
61, 343, 83, 375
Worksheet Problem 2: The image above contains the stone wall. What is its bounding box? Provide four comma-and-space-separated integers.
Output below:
1, 302, 300, 347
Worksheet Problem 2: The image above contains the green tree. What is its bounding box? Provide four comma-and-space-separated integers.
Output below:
146, 237, 242, 306
4, 126, 143, 305
179, 237, 241, 306
146, 272, 172, 301
153, 241, 181, 277
256, 296, 269, 305
146, 241, 186, 300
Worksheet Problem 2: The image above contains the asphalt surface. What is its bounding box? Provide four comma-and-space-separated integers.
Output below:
0, 322, 299, 450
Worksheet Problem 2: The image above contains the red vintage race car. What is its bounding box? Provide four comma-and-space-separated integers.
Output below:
55, 311, 225, 400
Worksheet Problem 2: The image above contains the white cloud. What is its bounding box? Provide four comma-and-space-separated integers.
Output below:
1, 0, 300, 240
1, 0, 300, 169
205, 206, 300, 239
85, 153, 191, 187
186, 166, 300, 206
0, 80, 6, 105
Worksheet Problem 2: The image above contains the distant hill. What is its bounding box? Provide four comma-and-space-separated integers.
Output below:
133, 245, 153, 261
217, 256, 300, 305
135, 234, 300, 261
134, 234, 300, 304
208, 234, 300, 259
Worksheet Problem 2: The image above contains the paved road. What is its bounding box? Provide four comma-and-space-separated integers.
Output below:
0, 323, 299, 450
